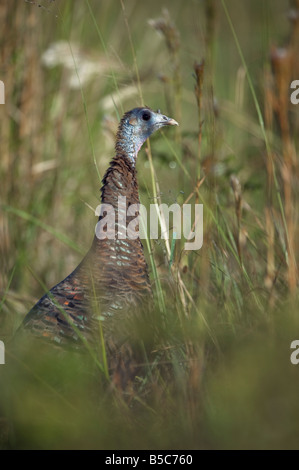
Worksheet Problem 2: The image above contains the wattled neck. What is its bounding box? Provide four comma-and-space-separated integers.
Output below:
114, 117, 148, 166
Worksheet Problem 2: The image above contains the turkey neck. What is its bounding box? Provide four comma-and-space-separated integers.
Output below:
90, 153, 151, 302
101, 154, 140, 210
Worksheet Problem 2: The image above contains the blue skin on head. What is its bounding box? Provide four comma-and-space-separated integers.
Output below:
116, 107, 178, 165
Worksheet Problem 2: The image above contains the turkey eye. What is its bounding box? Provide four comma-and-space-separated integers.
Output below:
142, 111, 151, 121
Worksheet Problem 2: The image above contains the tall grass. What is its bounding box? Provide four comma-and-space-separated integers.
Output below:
1, 0, 299, 449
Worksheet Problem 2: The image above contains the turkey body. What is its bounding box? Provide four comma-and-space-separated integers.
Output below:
23, 155, 151, 347
22, 107, 178, 356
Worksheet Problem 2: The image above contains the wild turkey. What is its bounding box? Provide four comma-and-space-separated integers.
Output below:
22, 107, 178, 369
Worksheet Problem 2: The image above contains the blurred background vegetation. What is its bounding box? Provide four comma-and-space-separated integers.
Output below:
1, 0, 299, 449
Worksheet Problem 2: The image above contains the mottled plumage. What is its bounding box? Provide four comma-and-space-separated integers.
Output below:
22, 107, 178, 373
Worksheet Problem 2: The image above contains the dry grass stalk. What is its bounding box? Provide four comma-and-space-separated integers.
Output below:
230, 175, 244, 264
263, 67, 276, 290
148, 9, 181, 140
194, 60, 205, 179
271, 38, 298, 292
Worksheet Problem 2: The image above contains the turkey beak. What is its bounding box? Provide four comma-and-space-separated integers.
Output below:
155, 113, 179, 128
164, 116, 179, 126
